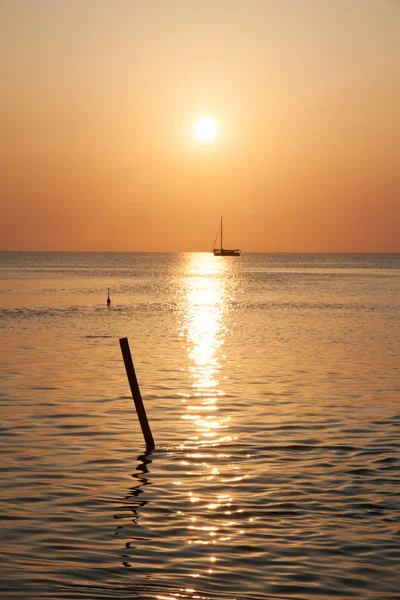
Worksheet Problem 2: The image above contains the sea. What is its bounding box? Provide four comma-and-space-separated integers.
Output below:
0, 251, 399, 600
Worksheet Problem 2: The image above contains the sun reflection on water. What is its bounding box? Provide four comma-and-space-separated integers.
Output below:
171, 253, 246, 594
178, 253, 232, 446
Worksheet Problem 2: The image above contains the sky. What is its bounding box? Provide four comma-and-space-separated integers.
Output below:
1, 0, 399, 252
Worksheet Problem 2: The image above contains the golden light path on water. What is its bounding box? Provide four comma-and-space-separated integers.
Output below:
157, 253, 250, 598
181, 253, 230, 448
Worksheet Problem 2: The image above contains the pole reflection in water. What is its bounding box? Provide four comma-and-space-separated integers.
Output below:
114, 452, 152, 568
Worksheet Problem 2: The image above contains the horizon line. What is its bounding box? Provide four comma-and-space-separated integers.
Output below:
1, 250, 399, 255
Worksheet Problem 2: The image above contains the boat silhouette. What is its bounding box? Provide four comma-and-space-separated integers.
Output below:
212, 216, 241, 256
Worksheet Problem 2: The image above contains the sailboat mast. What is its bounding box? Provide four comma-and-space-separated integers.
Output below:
220, 216, 223, 250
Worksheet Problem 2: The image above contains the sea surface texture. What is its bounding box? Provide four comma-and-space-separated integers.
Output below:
0, 252, 399, 600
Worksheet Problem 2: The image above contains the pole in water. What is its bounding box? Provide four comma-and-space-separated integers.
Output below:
119, 337, 155, 451
107, 288, 110, 306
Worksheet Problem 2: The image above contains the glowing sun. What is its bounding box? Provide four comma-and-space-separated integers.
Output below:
194, 117, 218, 142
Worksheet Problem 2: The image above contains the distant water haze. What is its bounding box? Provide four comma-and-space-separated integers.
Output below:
0, 251, 399, 599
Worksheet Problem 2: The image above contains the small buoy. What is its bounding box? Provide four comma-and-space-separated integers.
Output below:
107, 288, 111, 306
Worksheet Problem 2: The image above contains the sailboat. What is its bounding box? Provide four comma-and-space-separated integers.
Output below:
212, 217, 241, 256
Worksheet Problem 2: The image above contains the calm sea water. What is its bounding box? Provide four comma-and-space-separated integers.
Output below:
1, 252, 399, 600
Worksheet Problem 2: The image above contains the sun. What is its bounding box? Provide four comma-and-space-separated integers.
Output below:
194, 117, 218, 142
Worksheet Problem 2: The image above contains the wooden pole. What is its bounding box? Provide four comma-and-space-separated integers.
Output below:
119, 337, 155, 451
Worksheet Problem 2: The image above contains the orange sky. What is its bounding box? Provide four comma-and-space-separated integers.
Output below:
1, 0, 399, 252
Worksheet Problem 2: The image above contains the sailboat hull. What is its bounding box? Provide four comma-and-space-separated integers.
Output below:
213, 248, 241, 256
